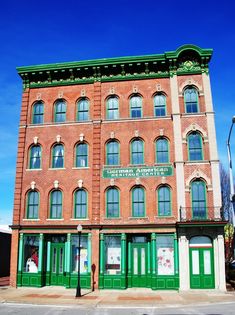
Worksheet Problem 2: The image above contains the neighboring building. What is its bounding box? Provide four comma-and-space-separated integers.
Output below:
0, 225, 12, 279
10, 45, 226, 290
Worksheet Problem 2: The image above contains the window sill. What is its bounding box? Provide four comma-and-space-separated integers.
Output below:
26, 168, 42, 171
104, 217, 121, 220
70, 218, 89, 221
185, 160, 209, 165
72, 167, 89, 169
48, 167, 66, 170
154, 216, 174, 219
128, 216, 149, 220
46, 218, 64, 221
23, 218, 40, 221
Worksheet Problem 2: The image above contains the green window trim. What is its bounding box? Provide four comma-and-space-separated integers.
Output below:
74, 189, 88, 219
32, 101, 44, 124
29, 145, 42, 169
130, 95, 142, 118
184, 87, 199, 113
50, 190, 63, 219
131, 138, 144, 165
106, 187, 120, 218
77, 98, 89, 121
26, 190, 39, 219
156, 138, 169, 163
157, 186, 172, 216
75, 143, 88, 167
54, 99, 66, 122
191, 180, 207, 219
132, 186, 146, 217
106, 140, 120, 165
52, 144, 64, 168
154, 94, 166, 117
187, 132, 203, 161
106, 96, 119, 120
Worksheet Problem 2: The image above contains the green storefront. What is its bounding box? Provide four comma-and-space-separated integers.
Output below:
17, 231, 179, 290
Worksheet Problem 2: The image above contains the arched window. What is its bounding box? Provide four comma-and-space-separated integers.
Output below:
188, 132, 203, 161
154, 94, 166, 117
77, 99, 89, 121
74, 189, 87, 218
50, 190, 62, 219
106, 187, 119, 218
130, 95, 142, 118
132, 186, 145, 217
156, 138, 169, 163
32, 101, 44, 124
52, 144, 64, 168
75, 143, 88, 167
184, 87, 199, 113
106, 140, 119, 165
158, 186, 171, 216
54, 100, 66, 122
26, 190, 39, 219
191, 180, 207, 219
29, 145, 41, 169
131, 139, 144, 165
106, 96, 119, 119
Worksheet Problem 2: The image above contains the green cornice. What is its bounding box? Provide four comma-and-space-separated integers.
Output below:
17, 44, 213, 89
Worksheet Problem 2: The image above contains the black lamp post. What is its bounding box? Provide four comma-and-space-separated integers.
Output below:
76, 224, 82, 297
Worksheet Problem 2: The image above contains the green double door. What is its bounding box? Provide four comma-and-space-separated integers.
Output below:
131, 243, 148, 287
50, 243, 65, 286
189, 247, 215, 289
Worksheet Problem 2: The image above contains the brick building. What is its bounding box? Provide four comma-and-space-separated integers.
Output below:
11, 45, 226, 290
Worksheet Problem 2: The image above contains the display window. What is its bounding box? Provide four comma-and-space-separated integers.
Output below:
71, 235, 88, 274
23, 235, 39, 273
156, 235, 174, 275
104, 235, 121, 275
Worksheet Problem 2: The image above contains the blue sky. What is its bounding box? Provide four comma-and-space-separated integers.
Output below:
0, 0, 234, 225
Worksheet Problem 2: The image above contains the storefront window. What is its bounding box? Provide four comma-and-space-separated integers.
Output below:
104, 235, 121, 275
156, 235, 174, 275
71, 235, 88, 274
23, 235, 39, 273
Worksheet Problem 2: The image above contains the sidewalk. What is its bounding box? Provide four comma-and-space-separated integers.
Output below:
0, 286, 235, 308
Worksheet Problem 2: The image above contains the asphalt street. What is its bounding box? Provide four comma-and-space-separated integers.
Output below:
1, 302, 235, 315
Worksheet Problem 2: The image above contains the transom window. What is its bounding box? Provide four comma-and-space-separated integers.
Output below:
191, 180, 207, 219
107, 97, 119, 119
29, 145, 41, 169
26, 190, 39, 219
184, 87, 199, 113
50, 190, 62, 219
106, 187, 119, 218
158, 186, 171, 216
76, 143, 88, 167
106, 140, 119, 165
156, 138, 169, 163
130, 95, 142, 118
32, 101, 44, 124
74, 189, 87, 218
52, 144, 64, 168
132, 186, 145, 217
54, 100, 66, 122
131, 139, 144, 165
188, 132, 203, 161
77, 99, 89, 121
154, 94, 166, 117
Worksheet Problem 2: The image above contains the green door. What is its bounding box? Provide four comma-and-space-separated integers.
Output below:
189, 247, 215, 289
50, 243, 65, 286
131, 243, 148, 287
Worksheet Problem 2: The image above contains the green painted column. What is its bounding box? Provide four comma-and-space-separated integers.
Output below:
88, 233, 92, 273
151, 233, 156, 274
147, 242, 151, 274
38, 234, 44, 272
121, 233, 126, 274
128, 241, 131, 274
99, 234, 104, 275
46, 241, 51, 272
18, 233, 24, 272
66, 234, 71, 273
174, 233, 179, 275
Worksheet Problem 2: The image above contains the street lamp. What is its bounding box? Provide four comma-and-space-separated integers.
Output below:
227, 116, 235, 226
75, 224, 82, 298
